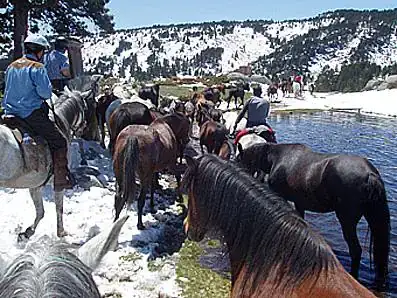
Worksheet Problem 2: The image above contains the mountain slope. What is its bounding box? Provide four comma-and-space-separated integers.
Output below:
81, 9, 397, 81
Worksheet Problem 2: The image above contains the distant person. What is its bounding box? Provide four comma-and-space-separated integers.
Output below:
309, 82, 315, 95
44, 37, 71, 94
233, 85, 271, 132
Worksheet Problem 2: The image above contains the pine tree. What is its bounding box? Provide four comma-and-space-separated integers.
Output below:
2, 0, 114, 60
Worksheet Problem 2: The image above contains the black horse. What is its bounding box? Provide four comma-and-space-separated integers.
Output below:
138, 84, 160, 108
236, 142, 390, 288
226, 82, 250, 110
108, 102, 154, 155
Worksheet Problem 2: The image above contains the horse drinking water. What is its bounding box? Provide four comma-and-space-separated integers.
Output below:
236, 143, 390, 288
181, 154, 375, 297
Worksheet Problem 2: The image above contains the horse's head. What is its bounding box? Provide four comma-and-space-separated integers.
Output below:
236, 143, 272, 174
77, 89, 98, 138
181, 155, 208, 242
0, 215, 128, 297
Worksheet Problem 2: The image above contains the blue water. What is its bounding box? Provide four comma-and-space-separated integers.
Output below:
269, 112, 397, 297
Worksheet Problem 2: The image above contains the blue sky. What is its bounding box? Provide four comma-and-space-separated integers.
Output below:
107, 0, 396, 29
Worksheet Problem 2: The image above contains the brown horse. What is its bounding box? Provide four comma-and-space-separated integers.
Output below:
108, 102, 154, 155
182, 155, 375, 298
113, 113, 190, 229
199, 120, 228, 155
218, 138, 236, 160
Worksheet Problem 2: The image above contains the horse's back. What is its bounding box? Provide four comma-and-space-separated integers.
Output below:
271, 144, 383, 209
105, 99, 122, 128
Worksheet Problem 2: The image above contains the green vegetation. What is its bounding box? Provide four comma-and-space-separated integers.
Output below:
176, 240, 230, 298
119, 251, 142, 263
314, 62, 395, 92
207, 239, 221, 248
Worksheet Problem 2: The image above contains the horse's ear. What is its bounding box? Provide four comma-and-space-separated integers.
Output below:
77, 215, 129, 270
237, 143, 244, 155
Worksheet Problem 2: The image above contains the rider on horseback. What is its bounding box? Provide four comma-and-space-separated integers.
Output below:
233, 85, 271, 132
2, 34, 73, 191
44, 37, 71, 95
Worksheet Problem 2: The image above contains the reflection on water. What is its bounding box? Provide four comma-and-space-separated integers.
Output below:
269, 112, 397, 296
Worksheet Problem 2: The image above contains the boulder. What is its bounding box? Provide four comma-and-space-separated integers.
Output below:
385, 75, 397, 89
377, 82, 389, 91
363, 78, 384, 91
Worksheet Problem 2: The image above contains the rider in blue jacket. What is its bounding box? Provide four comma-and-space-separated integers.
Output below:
44, 37, 71, 94
2, 34, 72, 191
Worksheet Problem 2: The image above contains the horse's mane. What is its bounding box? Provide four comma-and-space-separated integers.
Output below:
183, 155, 338, 295
0, 236, 100, 298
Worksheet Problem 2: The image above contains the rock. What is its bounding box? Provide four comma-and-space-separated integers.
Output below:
385, 75, 397, 89
377, 82, 389, 91
363, 78, 383, 91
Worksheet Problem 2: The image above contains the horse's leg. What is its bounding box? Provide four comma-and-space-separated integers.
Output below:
54, 190, 67, 237
150, 174, 156, 214
114, 182, 124, 221
336, 210, 363, 279
77, 138, 88, 166
18, 187, 44, 241
175, 173, 184, 203
137, 186, 147, 230
98, 118, 106, 149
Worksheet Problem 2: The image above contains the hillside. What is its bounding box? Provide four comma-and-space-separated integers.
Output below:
80, 9, 397, 83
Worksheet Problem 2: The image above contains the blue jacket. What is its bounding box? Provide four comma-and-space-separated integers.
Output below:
2, 54, 52, 118
44, 50, 69, 80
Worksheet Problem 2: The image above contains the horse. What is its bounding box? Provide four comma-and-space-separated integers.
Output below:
293, 81, 302, 98
113, 113, 190, 229
0, 88, 96, 241
236, 143, 390, 287
138, 83, 160, 108
267, 84, 278, 101
96, 92, 120, 148
0, 215, 128, 298
107, 102, 154, 155
181, 154, 375, 297
199, 120, 228, 155
203, 85, 225, 106
225, 82, 250, 110
218, 138, 236, 160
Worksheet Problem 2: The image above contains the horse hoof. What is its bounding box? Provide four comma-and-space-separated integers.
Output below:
57, 230, 68, 238
137, 223, 145, 230
17, 231, 32, 243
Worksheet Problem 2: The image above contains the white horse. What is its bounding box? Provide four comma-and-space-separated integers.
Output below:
292, 81, 302, 98
0, 87, 96, 241
0, 215, 128, 298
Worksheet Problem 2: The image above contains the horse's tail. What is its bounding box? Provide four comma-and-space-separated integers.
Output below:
117, 135, 139, 217
362, 172, 390, 285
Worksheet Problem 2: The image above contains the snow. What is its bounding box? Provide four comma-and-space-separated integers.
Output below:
272, 88, 397, 118
0, 140, 182, 298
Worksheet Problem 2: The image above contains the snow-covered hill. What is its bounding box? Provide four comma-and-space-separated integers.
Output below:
81, 9, 397, 80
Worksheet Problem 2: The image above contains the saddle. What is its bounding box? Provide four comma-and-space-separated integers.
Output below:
234, 125, 276, 145
1, 115, 51, 173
